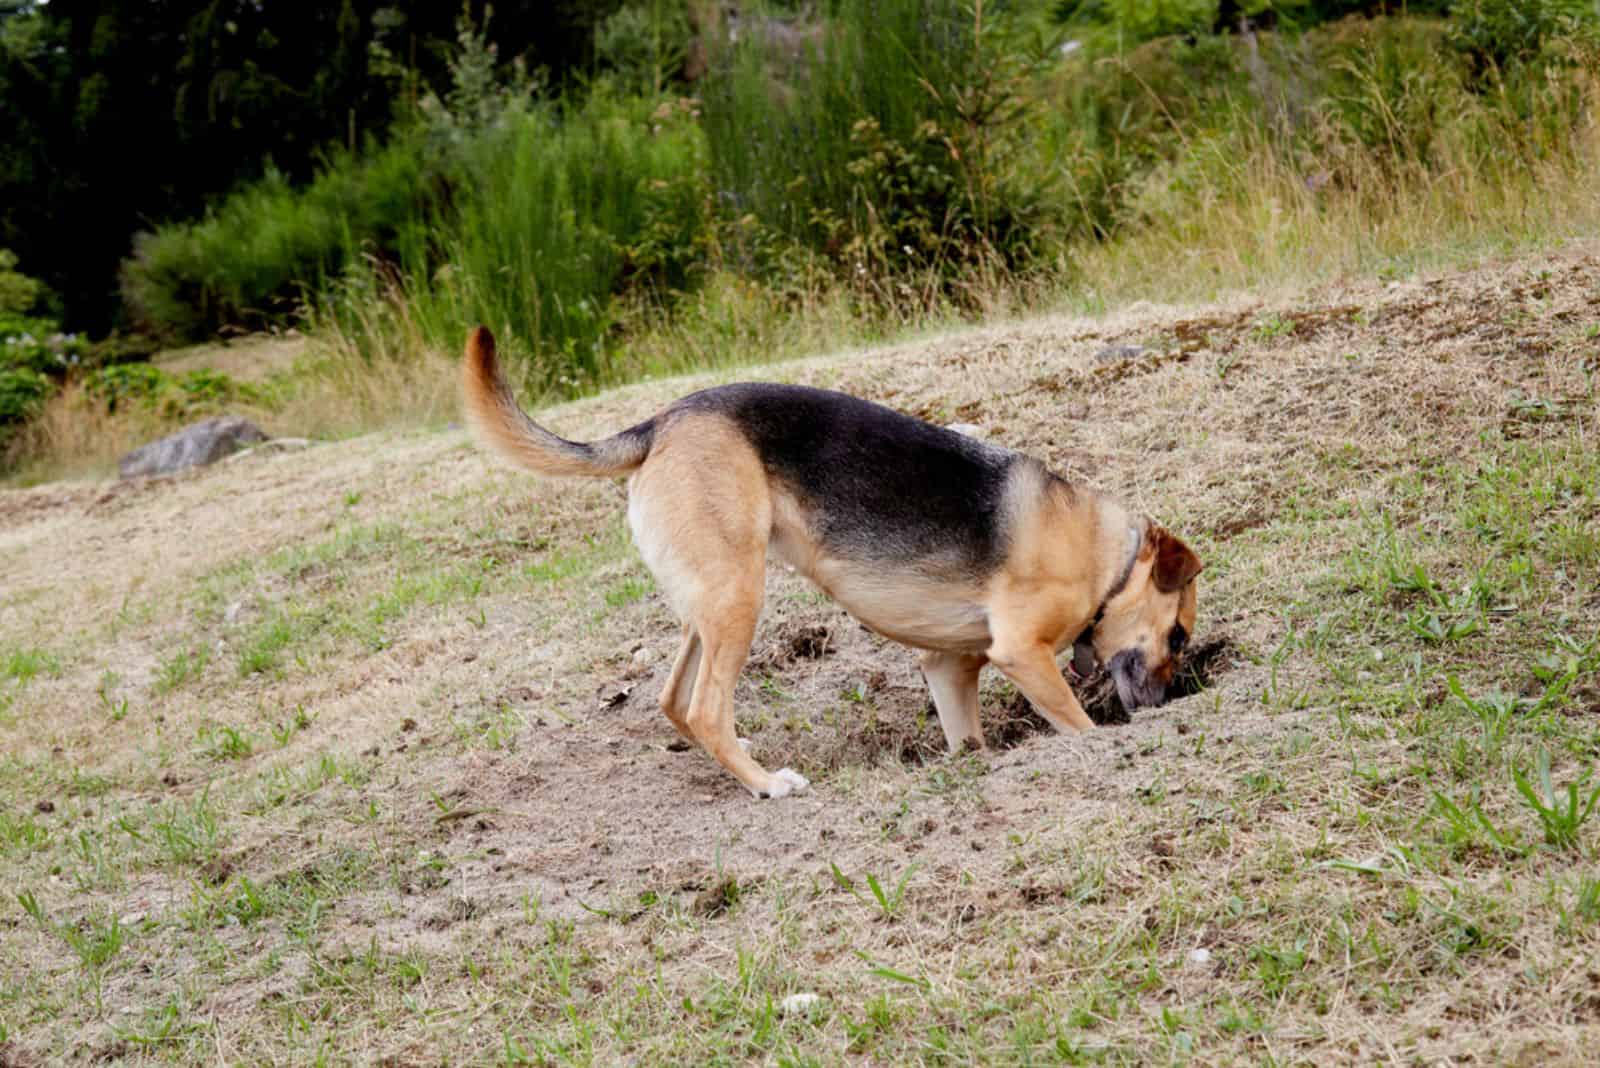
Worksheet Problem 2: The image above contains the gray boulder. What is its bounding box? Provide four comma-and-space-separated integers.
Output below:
118, 416, 268, 479
1093, 343, 1149, 364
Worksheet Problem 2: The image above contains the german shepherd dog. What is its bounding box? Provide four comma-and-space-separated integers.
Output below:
462, 328, 1201, 798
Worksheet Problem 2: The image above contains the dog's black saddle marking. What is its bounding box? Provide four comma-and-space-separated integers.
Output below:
673, 384, 1017, 572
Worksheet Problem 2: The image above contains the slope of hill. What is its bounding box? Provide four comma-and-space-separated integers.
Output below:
2, 246, 1597, 1063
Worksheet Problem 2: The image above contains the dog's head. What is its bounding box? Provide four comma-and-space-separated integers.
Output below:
1082, 525, 1202, 710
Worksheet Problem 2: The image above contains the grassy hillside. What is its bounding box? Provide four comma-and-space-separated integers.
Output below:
1, 244, 1596, 1062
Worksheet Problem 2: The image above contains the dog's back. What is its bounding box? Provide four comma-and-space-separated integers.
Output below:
668, 383, 1021, 574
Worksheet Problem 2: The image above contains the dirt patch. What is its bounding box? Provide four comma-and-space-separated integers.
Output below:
747, 618, 837, 670
690, 875, 753, 918
0, 481, 100, 525
988, 693, 1061, 747
821, 636, 1244, 766
991, 635, 1243, 739
0, 1042, 44, 1068
837, 698, 949, 766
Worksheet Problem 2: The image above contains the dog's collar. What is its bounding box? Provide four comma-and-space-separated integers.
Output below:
1085, 523, 1144, 639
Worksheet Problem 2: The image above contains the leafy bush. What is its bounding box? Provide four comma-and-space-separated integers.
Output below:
0, 251, 83, 445
174, 369, 251, 411
1054, 0, 1217, 45
0, 250, 45, 316
700, 0, 1057, 291
318, 85, 709, 391
0, 368, 53, 428
119, 140, 443, 341
85, 363, 172, 412
1449, 0, 1600, 71
1, 316, 88, 377
82, 363, 257, 417
595, 2, 691, 94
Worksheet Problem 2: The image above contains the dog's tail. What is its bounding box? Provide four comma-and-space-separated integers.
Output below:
461, 326, 654, 478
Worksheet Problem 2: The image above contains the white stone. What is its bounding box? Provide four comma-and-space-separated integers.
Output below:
780, 993, 821, 1015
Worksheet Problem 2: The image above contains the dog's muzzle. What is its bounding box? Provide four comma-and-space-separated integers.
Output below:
1108, 649, 1167, 710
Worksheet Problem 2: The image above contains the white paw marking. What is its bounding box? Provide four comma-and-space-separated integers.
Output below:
762, 767, 810, 799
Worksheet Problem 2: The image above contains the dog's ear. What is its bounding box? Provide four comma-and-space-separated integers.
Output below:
1150, 527, 1202, 593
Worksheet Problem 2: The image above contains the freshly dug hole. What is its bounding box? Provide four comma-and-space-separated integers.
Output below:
992, 635, 1241, 743
1170, 636, 1238, 698
742, 635, 1241, 771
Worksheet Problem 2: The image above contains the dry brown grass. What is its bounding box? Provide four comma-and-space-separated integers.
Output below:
1, 245, 1598, 1063
283, 335, 462, 441
1071, 68, 1600, 309
4, 337, 460, 486
155, 334, 306, 383
4, 379, 171, 481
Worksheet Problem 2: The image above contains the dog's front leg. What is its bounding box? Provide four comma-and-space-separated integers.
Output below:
985, 641, 1096, 733
920, 650, 988, 751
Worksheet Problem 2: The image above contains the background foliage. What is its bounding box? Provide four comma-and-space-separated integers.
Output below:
2, 0, 1599, 472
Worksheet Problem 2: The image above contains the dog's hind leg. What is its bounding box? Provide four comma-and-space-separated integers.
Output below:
658, 624, 702, 743
628, 414, 807, 798
920, 651, 987, 751
684, 595, 808, 799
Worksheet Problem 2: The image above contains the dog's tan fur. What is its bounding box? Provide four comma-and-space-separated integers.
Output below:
462, 327, 1201, 798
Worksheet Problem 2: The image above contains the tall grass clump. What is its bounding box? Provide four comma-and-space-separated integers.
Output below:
350, 90, 707, 390
700, 0, 1059, 299
1045, 12, 1600, 304
325, 0, 1064, 399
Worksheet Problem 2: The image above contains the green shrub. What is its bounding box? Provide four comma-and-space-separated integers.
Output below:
82, 362, 258, 418
174, 369, 251, 411
0, 368, 53, 428
119, 139, 442, 342
0, 251, 81, 381
700, 0, 1056, 289
84, 363, 172, 412
320, 87, 709, 391
1449, 0, 1600, 71
1037, 32, 1248, 241
1036, 12, 1598, 242
594, 1, 691, 94
1, 317, 88, 377
1053, 0, 1217, 46
0, 250, 45, 316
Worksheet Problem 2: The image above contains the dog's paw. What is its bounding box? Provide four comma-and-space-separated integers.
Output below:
737, 737, 753, 753
759, 768, 810, 800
